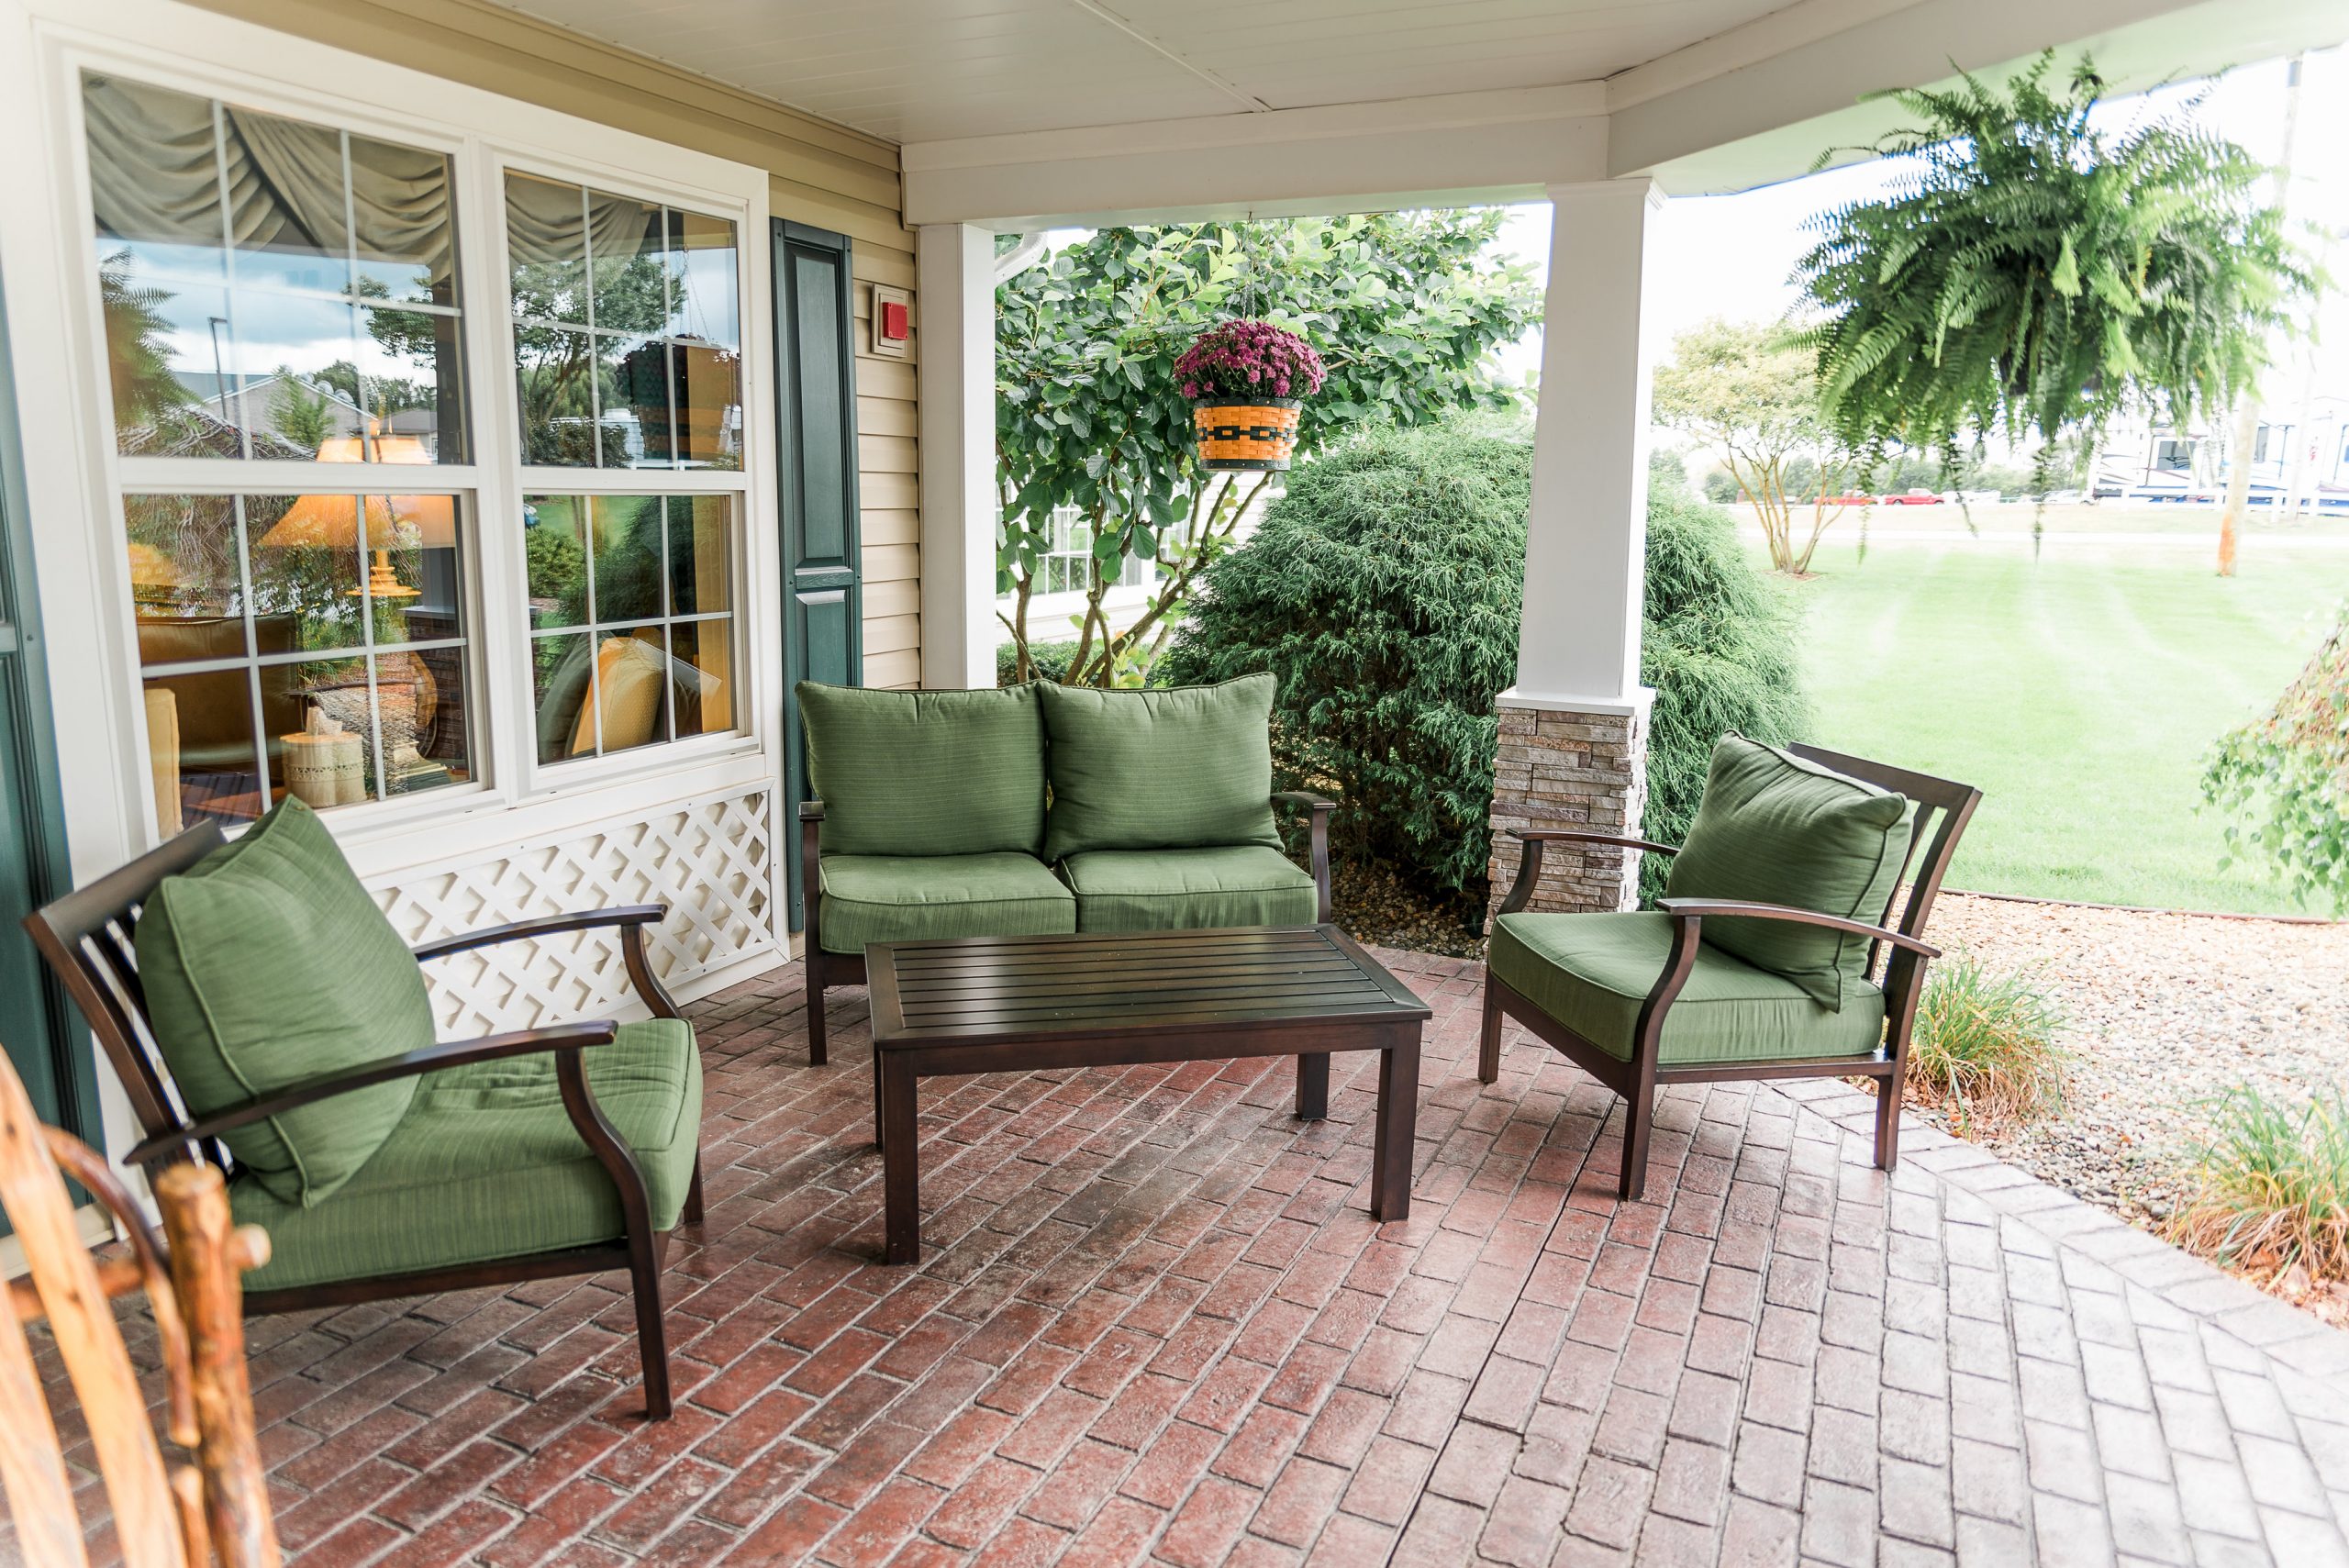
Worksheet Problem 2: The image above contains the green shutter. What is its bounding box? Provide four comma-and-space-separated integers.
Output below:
0, 264, 97, 1158
774, 220, 863, 930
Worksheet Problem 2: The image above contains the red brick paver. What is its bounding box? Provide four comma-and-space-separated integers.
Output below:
25, 949, 2349, 1566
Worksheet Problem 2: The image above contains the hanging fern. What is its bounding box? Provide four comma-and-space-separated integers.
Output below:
1793, 52, 2320, 511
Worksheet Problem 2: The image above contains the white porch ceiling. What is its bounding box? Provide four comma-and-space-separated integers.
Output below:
482, 0, 1814, 144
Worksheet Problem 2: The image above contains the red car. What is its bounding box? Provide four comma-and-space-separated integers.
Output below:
1820, 493, 1875, 506
1880, 490, 1945, 506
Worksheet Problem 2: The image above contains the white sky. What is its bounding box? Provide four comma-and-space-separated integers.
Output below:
1488, 48, 2349, 406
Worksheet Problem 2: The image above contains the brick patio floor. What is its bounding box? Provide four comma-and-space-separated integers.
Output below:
35, 947, 2349, 1566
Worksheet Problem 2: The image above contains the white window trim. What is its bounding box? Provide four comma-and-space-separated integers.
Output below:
1, 0, 783, 876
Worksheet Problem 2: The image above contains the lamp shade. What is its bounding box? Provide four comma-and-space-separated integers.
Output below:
259, 435, 458, 550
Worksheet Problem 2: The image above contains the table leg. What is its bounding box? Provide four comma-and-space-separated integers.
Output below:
880, 1058, 920, 1263
1369, 1026, 1419, 1222
1296, 1052, 1330, 1119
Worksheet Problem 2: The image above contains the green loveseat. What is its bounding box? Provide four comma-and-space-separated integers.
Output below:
796, 673, 1334, 1063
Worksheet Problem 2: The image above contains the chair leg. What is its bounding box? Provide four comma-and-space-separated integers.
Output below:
1875, 1068, 1904, 1173
629, 1238, 672, 1420
807, 959, 830, 1068
683, 1155, 706, 1225
1619, 1086, 1653, 1203
1477, 983, 1504, 1084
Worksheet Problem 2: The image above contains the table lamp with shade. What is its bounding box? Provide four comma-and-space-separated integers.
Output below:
257, 433, 459, 802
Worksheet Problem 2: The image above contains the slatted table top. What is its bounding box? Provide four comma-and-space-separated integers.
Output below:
865, 925, 1431, 1046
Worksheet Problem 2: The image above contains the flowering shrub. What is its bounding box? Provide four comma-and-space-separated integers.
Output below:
1174, 318, 1326, 403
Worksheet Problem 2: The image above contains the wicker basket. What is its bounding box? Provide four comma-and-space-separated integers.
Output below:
1192, 397, 1301, 471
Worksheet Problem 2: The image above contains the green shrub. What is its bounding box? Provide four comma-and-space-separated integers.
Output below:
1638, 485, 1809, 900
1163, 422, 1807, 907
1906, 953, 2069, 1135
1163, 427, 1530, 897
2170, 1084, 2349, 1286
2200, 606, 2349, 913
997, 639, 1081, 686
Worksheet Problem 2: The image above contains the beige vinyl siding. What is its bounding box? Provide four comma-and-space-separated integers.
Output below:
186, 0, 924, 689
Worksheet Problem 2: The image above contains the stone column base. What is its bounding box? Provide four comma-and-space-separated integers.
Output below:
1486, 692, 1653, 926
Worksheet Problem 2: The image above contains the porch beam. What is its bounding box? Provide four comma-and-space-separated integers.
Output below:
915, 223, 997, 691
901, 85, 1607, 230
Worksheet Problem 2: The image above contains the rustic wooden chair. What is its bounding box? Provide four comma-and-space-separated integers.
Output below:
24, 821, 705, 1420
1480, 741, 1979, 1200
0, 1044, 278, 1568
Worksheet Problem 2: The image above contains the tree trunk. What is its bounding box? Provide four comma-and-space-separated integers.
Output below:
2217, 51, 2302, 579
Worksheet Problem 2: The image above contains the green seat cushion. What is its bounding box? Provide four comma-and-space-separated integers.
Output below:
1040, 675, 1282, 862
818, 853, 1075, 955
134, 797, 433, 1208
1489, 912, 1887, 1067
231, 1019, 701, 1293
798, 683, 1047, 857
1061, 846, 1317, 934
1663, 735, 1916, 1009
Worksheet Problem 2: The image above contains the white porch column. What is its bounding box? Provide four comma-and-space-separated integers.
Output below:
1488, 178, 1664, 919
916, 223, 998, 690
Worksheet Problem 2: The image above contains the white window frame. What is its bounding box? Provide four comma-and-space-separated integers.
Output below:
13, 0, 779, 857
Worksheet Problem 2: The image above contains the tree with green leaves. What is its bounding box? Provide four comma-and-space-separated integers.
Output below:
1794, 51, 2320, 546
2202, 605, 2349, 912
996, 213, 1541, 686
1652, 317, 1854, 574
269, 367, 337, 455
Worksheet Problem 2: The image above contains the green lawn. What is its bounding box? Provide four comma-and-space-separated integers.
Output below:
1784, 533, 2349, 914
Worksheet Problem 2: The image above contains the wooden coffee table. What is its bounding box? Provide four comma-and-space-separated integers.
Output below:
865, 925, 1432, 1263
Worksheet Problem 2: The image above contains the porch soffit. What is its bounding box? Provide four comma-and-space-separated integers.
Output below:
479, 0, 2348, 227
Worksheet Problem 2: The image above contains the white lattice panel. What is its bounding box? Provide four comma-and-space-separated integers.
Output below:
368, 788, 779, 1039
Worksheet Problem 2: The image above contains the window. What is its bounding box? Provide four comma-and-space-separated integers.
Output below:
505, 173, 740, 470
88, 73, 477, 829
80, 70, 755, 833
1035, 505, 1155, 595
85, 73, 467, 462
524, 494, 734, 762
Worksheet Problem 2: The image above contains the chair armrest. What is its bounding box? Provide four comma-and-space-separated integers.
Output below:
412, 906, 666, 963
1273, 793, 1335, 922
125, 1022, 620, 1167
799, 800, 826, 821
1655, 898, 1942, 959
1507, 828, 1680, 856
1496, 830, 1678, 917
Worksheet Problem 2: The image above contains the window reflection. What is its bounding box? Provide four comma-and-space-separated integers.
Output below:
128, 491, 473, 829
524, 493, 735, 761
506, 173, 740, 470
83, 73, 468, 462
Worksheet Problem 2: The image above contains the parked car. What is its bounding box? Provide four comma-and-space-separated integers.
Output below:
1820, 493, 1876, 506
2042, 488, 2084, 505
1881, 490, 1943, 506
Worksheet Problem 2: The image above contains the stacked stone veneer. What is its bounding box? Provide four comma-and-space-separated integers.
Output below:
1486, 696, 1651, 923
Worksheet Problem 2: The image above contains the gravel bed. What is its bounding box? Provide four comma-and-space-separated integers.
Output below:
1330, 858, 1487, 959
1914, 892, 2349, 1324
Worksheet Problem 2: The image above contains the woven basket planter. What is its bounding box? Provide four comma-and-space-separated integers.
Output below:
1191, 397, 1301, 471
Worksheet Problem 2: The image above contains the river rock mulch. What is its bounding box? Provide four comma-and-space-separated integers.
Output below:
1905, 892, 2349, 1325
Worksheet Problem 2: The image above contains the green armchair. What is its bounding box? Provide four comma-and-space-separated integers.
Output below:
26, 799, 704, 1420
1479, 738, 1979, 1201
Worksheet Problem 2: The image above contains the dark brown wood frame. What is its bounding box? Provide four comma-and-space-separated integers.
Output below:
22, 823, 706, 1420
1479, 743, 1980, 1202
797, 791, 1336, 1066
864, 924, 1427, 1264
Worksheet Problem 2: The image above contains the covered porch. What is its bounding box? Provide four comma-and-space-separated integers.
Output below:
2, 0, 2346, 1562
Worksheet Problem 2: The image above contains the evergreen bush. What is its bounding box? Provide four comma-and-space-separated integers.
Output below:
1164, 425, 1806, 910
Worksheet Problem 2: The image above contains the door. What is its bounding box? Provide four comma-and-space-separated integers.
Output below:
0, 268, 95, 1142
773, 220, 863, 931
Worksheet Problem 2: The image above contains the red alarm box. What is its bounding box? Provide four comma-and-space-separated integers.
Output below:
880, 300, 909, 341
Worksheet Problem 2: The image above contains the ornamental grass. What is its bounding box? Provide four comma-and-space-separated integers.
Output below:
2168, 1084, 2349, 1289
1904, 951, 2069, 1136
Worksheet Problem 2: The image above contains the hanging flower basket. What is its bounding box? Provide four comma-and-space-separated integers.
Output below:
1175, 319, 1325, 472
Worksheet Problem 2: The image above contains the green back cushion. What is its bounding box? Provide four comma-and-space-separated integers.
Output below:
797, 683, 1048, 857
134, 797, 434, 1207
1041, 675, 1282, 861
1664, 735, 1916, 1009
